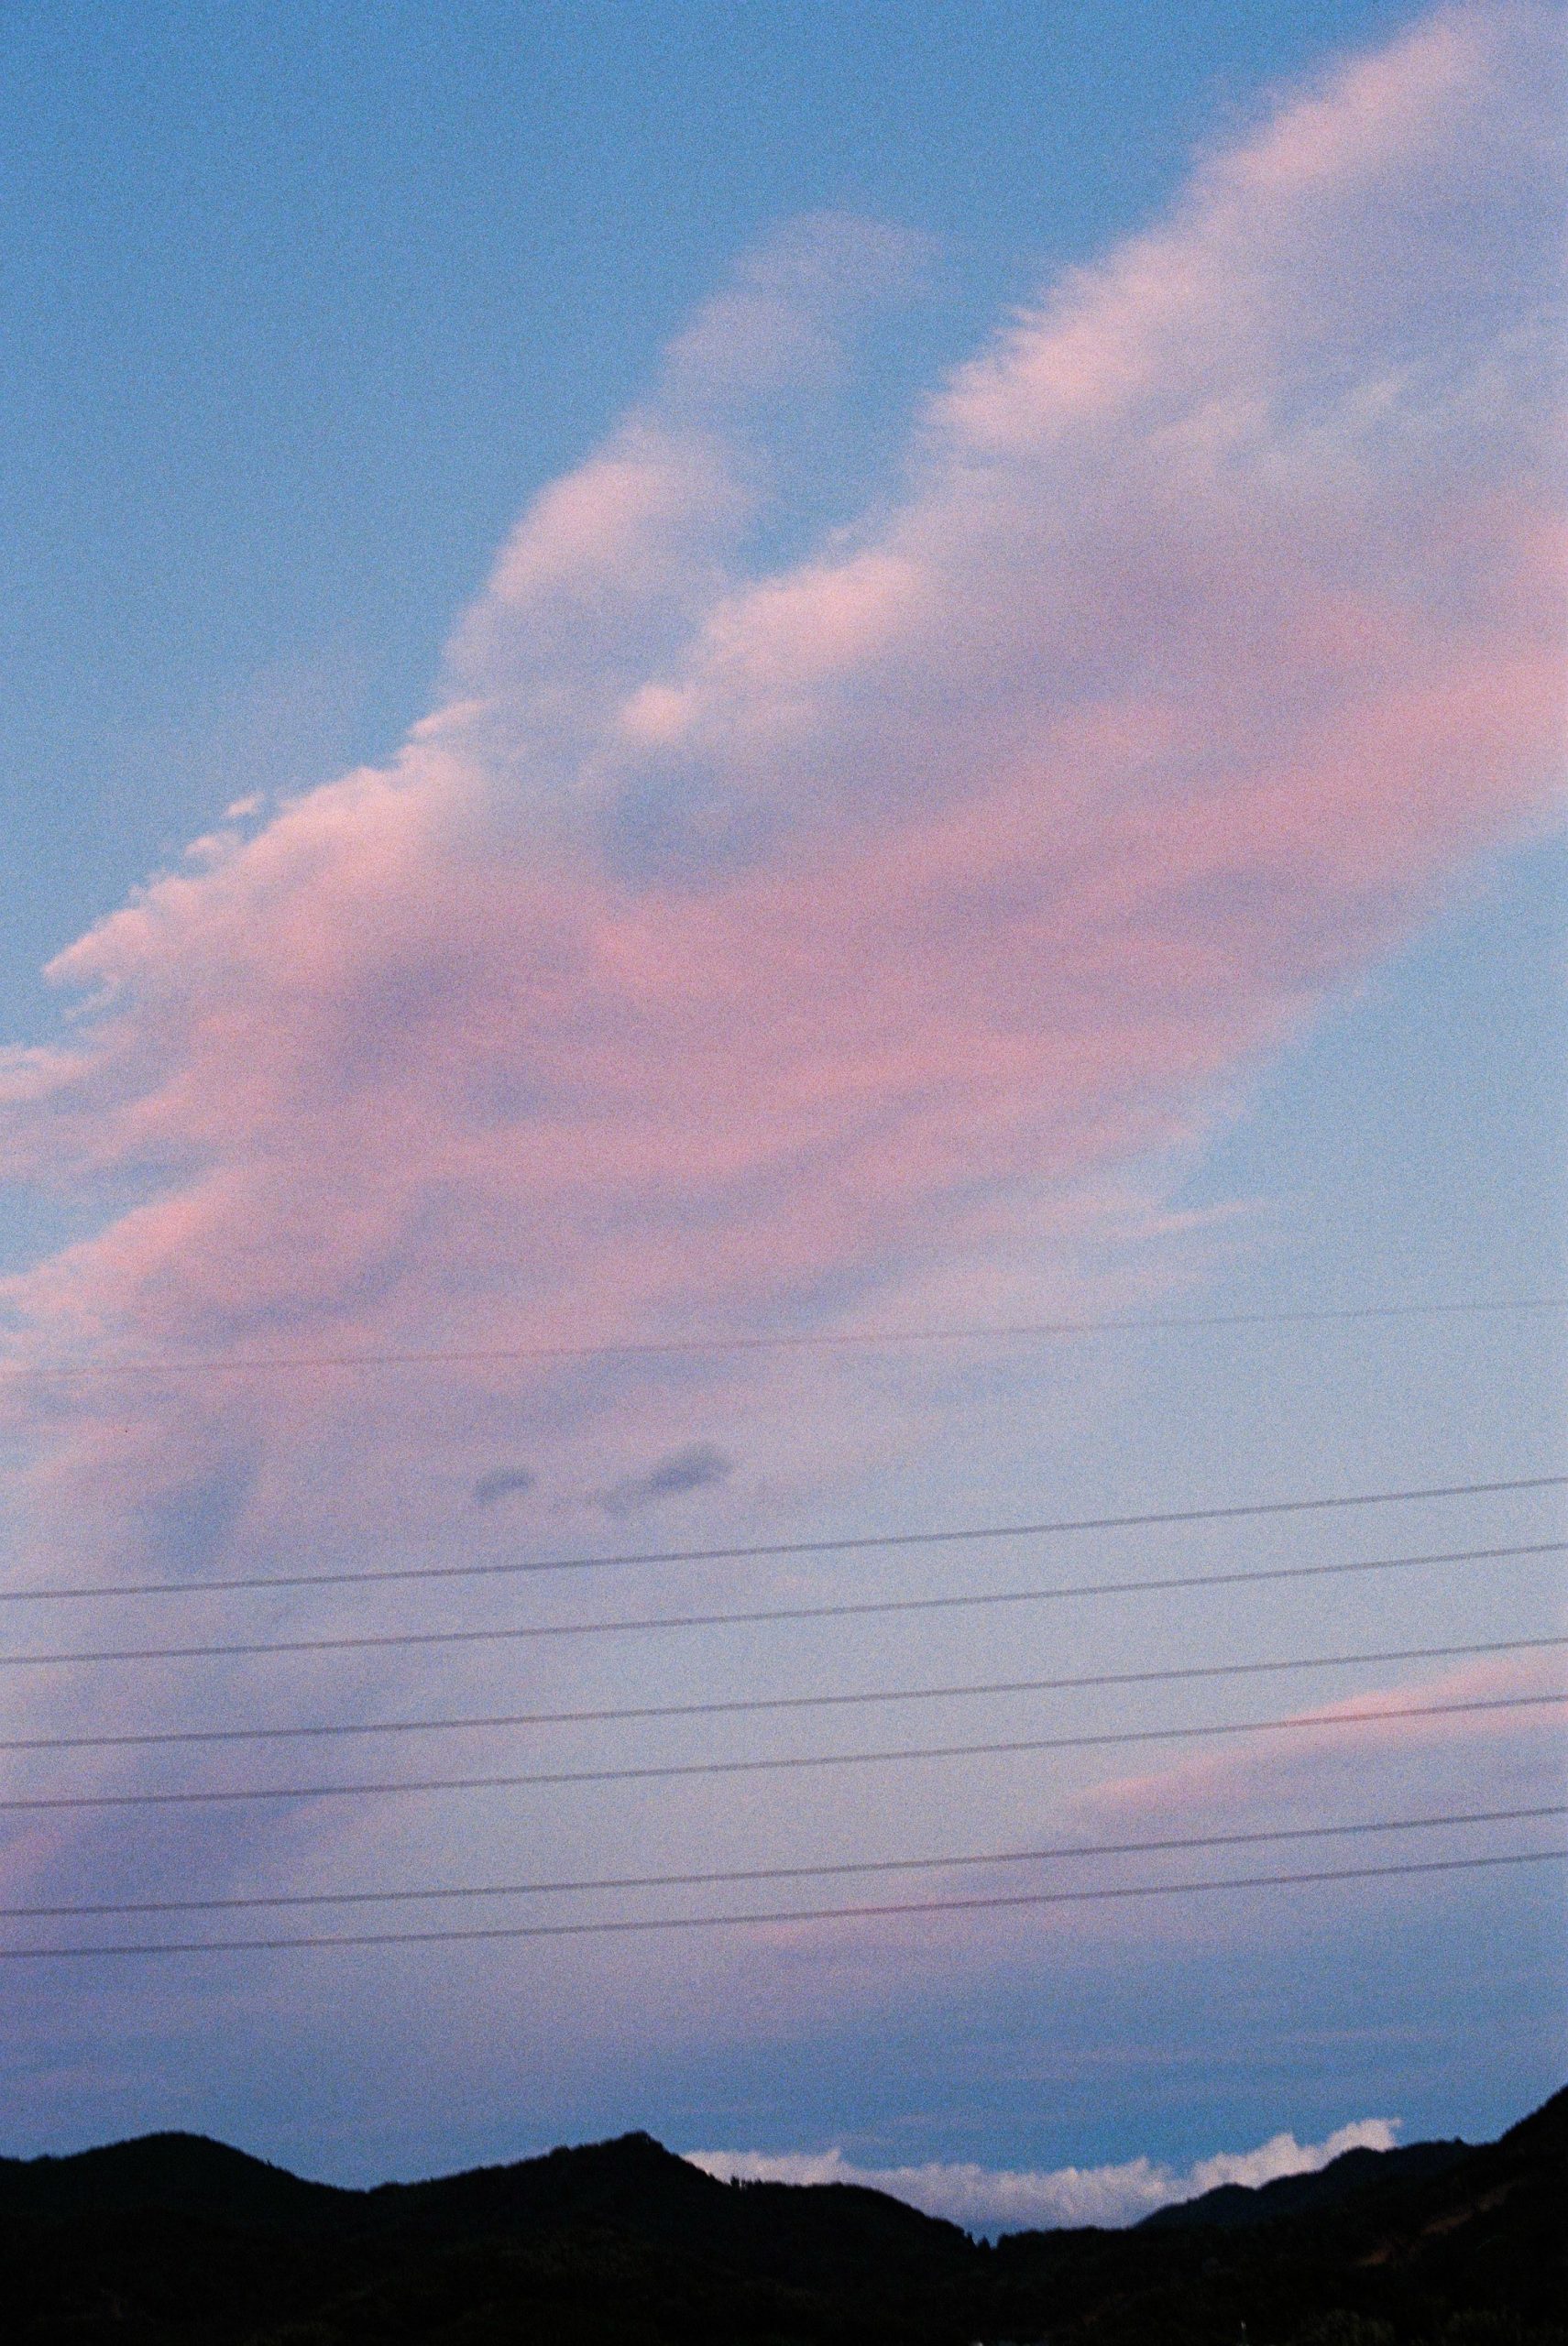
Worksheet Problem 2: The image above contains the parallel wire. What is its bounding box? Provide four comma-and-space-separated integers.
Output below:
4, 1847, 1563, 1958
6, 1535, 1559, 1679
5, 1294, 1560, 1385
5, 1633, 1563, 1755
5, 1313, 1559, 1957
7, 1537, 1556, 1667
2, 1690, 1562, 1811
7, 1802, 1561, 1923
3, 1472, 1563, 1628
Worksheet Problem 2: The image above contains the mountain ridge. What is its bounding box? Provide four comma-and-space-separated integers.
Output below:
1135, 2137, 1472, 2231
5, 2086, 1563, 2342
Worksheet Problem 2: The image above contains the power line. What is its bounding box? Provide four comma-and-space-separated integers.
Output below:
8, 1802, 1561, 1922
2, 1690, 1561, 1811
5, 1537, 1556, 1665
5, 1295, 1560, 1386
3, 1847, 1562, 1959
4, 1537, 1557, 1666
5, 1472, 1563, 1615
5, 1633, 1563, 1754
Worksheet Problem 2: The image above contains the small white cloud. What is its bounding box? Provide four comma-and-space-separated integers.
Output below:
685, 2117, 1400, 2233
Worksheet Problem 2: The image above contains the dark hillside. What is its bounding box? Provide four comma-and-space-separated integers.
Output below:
991, 2085, 1568, 2344
3, 2088, 1563, 2343
368, 2126, 974, 2283
0, 2128, 350, 2224
1138, 2138, 1471, 2231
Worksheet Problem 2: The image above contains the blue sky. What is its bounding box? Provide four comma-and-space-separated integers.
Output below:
4, 0, 1433, 1030
0, 0, 1563, 2216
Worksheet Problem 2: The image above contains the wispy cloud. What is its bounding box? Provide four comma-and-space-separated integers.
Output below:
0, 4, 1559, 1925
595, 1442, 734, 1518
1066, 1651, 1568, 1843
471, 1464, 535, 1509
686, 2115, 1401, 2232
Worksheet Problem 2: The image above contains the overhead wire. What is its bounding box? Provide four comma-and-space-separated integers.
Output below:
2, 1689, 1562, 1811
6, 1802, 1562, 1922
4, 1633, 1563, 1754
1, 1442, 1557, 1947
5, 1293, 1560, 1384
3, 1533, 1561, 1676
5, 1537, 1557, 1670
2, 1310, 1560, 1957
4, 1847, 1563, 1958
3, 1472, 1563, 1616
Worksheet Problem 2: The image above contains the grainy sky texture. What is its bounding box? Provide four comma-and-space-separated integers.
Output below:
0, 0, 1563, 2209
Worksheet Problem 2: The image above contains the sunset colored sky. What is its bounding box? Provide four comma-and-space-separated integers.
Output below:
1, 1, 1563, 2212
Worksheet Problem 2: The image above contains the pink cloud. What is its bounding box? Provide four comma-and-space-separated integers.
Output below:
489, 1650, 1562, 2054
0, 4, 1561, 1953
1067, 1650, 1568, 1842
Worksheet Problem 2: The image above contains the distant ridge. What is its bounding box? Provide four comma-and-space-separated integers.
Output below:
0, 2128, 349, 2223
5, 2087, 1563, 2342
1136, 2136, 1471, 2231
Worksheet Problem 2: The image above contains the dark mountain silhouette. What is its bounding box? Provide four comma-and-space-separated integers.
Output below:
4, 2086, 1563, 2343
1137, 2138, 1471, 2231
0, 2127, 351, 2224
990, 2087, 1567, 2345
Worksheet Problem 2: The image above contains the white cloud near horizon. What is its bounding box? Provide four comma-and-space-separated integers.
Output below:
685, 2115, 1402, 2232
